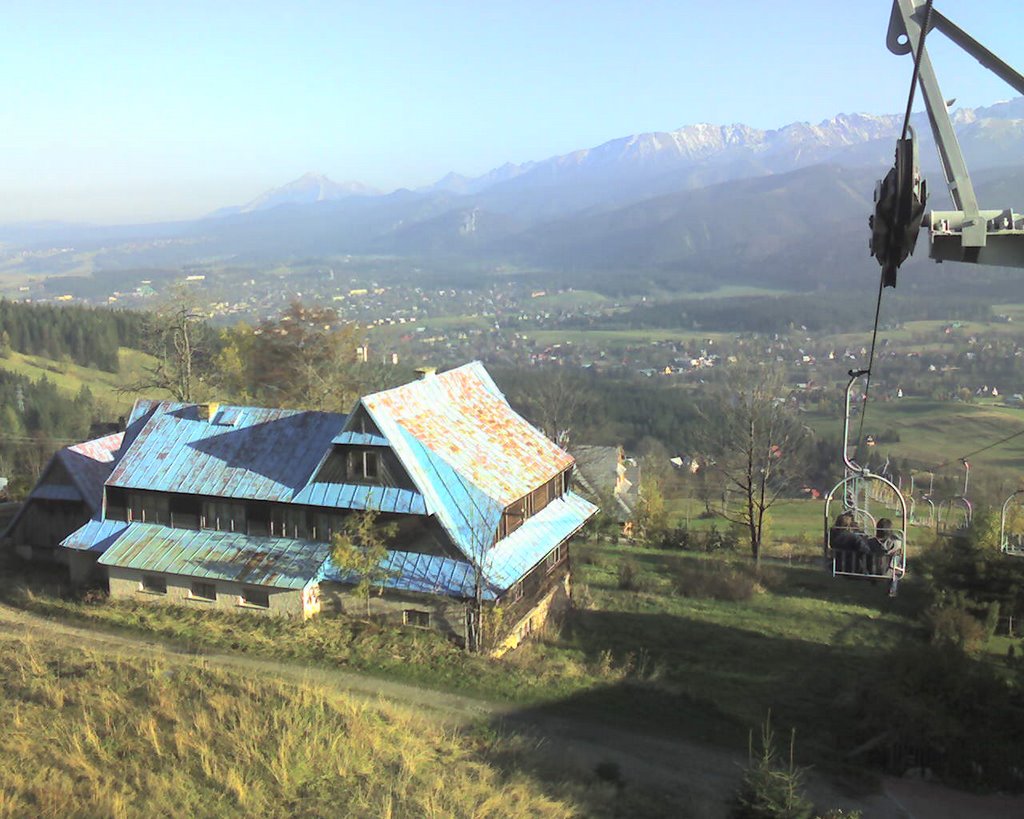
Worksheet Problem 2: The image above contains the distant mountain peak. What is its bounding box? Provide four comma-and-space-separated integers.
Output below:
210, 173, 381, 217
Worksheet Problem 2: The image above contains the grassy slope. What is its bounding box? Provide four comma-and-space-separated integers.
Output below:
0, 348, 162, 412
1, 541, 931, 770
804, 397, 1024, 483
665, 497, 824, 551
0, 629, 614, 818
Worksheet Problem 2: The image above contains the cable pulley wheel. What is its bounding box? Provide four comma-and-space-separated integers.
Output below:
869, 128, 927, 287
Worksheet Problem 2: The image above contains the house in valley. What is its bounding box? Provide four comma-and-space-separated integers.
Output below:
5, 363, 596, 648
571, 445, 639, 525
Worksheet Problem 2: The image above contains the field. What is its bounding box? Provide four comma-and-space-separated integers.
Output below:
0, 541, 932, 764
664, 497, 825, 553
521, 328, 731, 351
0, 629, 630, 818
5, 534, 1024, 813
803, 397, 1024, 491
0, 348, 162, 412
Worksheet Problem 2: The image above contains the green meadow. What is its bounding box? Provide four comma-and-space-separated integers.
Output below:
804, 397, 1024, 488
0, 348, 162, 412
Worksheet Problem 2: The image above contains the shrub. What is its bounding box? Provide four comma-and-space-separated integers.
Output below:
617, 561, 654, 593
674, 561, 758, 602
654, 526, 692, 550
733, 714, 860, 819
571, 582, 594, 611
924, 594, 987, 654
848, 641, 1024, 791
701, 523, 740, 553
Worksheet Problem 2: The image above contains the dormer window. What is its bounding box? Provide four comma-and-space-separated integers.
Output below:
347, 450, 379, 481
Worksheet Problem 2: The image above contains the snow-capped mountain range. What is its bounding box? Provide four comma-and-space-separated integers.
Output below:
3, 96, 1021, 294
233, 97, 1024, 214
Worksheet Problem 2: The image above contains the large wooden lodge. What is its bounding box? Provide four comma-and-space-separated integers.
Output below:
2, 362, 596, 650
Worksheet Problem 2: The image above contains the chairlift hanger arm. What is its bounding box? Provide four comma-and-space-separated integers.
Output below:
842, 370, 869, 474
882, 0, 1024, 269
887, 7, 1024, 96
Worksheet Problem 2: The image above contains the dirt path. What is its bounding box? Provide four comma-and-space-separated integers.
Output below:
2, 602, 1019, 817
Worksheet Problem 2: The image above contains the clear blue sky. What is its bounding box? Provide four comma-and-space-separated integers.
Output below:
0, 0, 1018, 223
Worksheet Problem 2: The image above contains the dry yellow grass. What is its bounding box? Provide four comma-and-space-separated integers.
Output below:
0, 632, 612, 819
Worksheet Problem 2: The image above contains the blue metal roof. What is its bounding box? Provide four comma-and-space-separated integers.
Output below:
367, 413, 504, 560
292, 482, 428, 515
322, 492, 595, 598
331, 431, 389, 446
324, 548, 486, 599
361, 362, 573, 507
108, 403, 347, 503
484, 492, 597, 589
62, 517, 130, 552
30, 484, 83, 502
97, 523, 330, 590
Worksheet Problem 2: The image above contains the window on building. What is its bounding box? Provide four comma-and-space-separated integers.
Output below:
202, 500, 245, 532
141, 574, 167, 594
130, 492, 169, 525
170, 495, 201, 530
346, 449, 380, 482
106, 487, 128, 521
191, 581, 216, 601
285, 507, 310, 540
510, 581, 524, 602
240, 587, 270, 608
545, 544, 564, 572
403, 609, 431, 627
502, 497, 527, 538
247, 503, 270, 537
364, 451, 379, 479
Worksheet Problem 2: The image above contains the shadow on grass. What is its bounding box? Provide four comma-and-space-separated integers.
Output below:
552, 607, 890, 764
476, 604, 899, 817
1, 551, 901, 815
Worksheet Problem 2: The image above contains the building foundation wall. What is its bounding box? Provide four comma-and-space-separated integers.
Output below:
107, 566, 310, 618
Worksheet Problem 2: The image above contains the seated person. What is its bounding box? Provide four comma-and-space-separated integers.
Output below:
830, 511, 870, 571
875, 517, 904, 564
874, 517, 905, 596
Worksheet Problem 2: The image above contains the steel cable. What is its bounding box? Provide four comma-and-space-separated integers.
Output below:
855, 0, 935, 464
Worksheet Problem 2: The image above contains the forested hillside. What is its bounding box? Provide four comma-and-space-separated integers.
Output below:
0, 371, 104, 496
0, 300, 145, 372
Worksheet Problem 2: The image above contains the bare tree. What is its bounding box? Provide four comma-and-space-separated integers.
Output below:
120, 285, 207, 402
699, 367, 807, 564
531, 369, 585, 448
252, 303, 379, 410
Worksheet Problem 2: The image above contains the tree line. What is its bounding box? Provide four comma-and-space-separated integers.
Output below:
557, 292, 994, 336
0, 299, 146, 373
0, 370, 103, 496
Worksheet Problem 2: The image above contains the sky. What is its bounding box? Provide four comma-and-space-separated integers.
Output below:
0, 0, 1020, 224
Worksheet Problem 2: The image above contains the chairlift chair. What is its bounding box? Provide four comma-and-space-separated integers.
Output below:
937, 459, 973, 536
823, 371, 909, 590
1000, 489, 1024, 557
916, 494, 938, 530
905, 473, 937, 529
